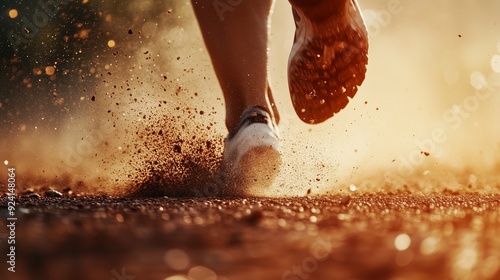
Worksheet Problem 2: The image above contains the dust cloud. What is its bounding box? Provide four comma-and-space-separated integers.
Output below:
0, 0, 226, 195
1, 0, 499, 197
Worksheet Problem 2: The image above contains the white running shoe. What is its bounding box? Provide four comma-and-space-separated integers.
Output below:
221, 106, 281, 195
288, 0, 369, 124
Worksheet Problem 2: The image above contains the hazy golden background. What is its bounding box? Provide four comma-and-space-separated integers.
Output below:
268, 0, 500, 195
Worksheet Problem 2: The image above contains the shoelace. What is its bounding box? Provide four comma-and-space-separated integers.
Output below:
226, 107, 271, 140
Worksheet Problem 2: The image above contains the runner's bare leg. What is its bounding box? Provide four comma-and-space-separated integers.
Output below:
191, 0, 279, 133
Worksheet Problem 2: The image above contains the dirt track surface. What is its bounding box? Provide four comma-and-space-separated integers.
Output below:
1, 193, 500, 280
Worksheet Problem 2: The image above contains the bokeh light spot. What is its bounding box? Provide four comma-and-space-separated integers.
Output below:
470, 71, 488, 90
188, 266, 217, 280
164, 276, 188, 280
420, 236, 439, 255
164, 249, 190, 271
8, 9, 18, 19
394, 233, 411, 251
491, 54, 500, 73
455, 247, 477, 270
45, 66, 55, 76
108, 40, 116, 48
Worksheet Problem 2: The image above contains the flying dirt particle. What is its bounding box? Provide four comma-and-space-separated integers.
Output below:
199, 110, 204, 115
307, 188, 312, 195
173, 145, 182, 153
91, 96, 96, 101
458, 34, 462, 38
340, 195, 351, 206
242, 210, 263, 226
128, 29, 133, 34
177, 56, 180, 60
421, 151, 430, 156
